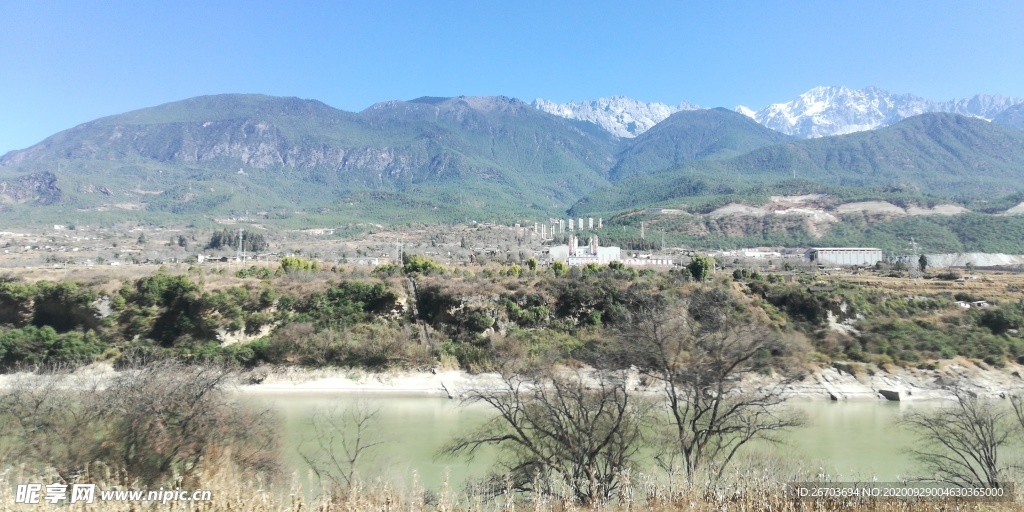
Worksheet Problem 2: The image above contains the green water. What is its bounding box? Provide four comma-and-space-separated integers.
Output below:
785, 400, 920, 480
243, 393, 495, 493
244, 394, 938, 494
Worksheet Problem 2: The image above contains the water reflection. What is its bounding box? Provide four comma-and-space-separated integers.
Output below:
244, 394, 940, 493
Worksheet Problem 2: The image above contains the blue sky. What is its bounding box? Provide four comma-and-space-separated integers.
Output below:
2, 0, 1023, 154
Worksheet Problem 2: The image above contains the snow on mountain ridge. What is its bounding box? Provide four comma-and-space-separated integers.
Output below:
532, 96, 700, 138
535, 87, 1023, 139
734, 105, 756, 119
735, 86, 1024, 138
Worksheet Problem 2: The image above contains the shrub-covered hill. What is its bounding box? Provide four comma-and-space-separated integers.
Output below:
610, 107, 795, 181
2, 259, 1024, 372
0, 94, 622, 224
575, 113, 1024, 217
600, 208, 1024, 255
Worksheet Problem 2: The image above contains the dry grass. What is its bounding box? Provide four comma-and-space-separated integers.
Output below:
3, 457, 1018, 511
831, 270, 1024, 303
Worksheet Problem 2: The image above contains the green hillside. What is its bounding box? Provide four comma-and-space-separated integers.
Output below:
601, 207, 1024, 254
575, 113, 1024, 216
0, 94, 622, 225
610, 107, 793, 180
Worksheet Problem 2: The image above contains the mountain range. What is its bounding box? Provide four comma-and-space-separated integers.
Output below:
572, 113, 1024, 216
535, 86, 1024, 139
0, 94, 620, 223
4, 89, 1024, 233
532, 96, 699, 138
736, 86, 1024, 139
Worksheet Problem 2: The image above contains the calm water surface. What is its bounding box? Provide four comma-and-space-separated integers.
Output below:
244, 394, 938, 493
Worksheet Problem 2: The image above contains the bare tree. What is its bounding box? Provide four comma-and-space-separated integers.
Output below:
300, 401, 385, 491
619, 286, 804, 485
97, 361, 281, 486
441, 368, 645, 505
904, 387, 1015, 488
0, 362, 281, 487
0, 369, 108, 481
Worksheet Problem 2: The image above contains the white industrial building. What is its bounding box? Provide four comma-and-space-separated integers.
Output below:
549, 236, 621, 265
805, 247, 883, 266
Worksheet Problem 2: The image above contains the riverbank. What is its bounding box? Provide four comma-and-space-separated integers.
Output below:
234, 356, 1024, 402
235, 366, 507, 397
3, 357, 1023, 402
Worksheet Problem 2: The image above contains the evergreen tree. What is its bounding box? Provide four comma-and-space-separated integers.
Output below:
688, 255, 714, 282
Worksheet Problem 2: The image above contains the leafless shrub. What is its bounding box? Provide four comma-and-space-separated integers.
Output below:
0, 361, 281, 487
903, 386, 1016, 488
0, 370, 107, 481
441, 368, 646, 505
619, 285, 806, 486
300, 401, 385, 493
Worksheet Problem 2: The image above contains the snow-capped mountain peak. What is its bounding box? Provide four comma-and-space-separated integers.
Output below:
734, 105, 757, 119
735, 86, 1024, 138
536, 87, 1023, 140
532, 96, 700, 138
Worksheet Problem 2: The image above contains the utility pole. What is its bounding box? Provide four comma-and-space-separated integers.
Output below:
236, 228, 244, 264
908, 237, 921, 279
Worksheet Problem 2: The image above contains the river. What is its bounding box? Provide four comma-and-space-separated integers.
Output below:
243, 394, 938, 494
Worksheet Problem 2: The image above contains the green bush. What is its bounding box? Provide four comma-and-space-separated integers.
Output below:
296, 281, 399, 328
402, 254, 444, 275
688, 255, 714, 282
279, 256, 320, 274
550, 261, 568, 276
0, 326, 108, 369
371, 264, 401, 277
235, 265, 273, 279
441, 340, 492, 372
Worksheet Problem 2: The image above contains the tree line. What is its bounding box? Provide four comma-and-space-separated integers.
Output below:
205, 229, 268, 253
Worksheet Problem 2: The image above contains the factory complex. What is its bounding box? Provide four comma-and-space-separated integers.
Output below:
804, 247, 884, 267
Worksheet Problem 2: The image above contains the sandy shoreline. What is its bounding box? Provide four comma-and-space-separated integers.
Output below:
235, 358, 1024, 402
3, 358, 1024, 402
234, 367, 508, 398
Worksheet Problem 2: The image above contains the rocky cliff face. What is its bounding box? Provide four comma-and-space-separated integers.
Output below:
0, 94, 622, 218
0, 172, 61, 209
